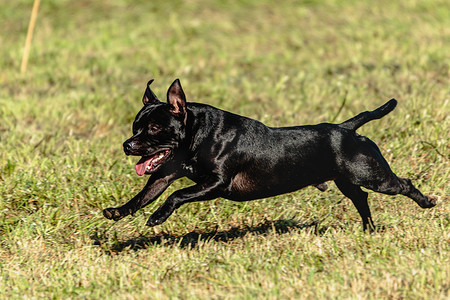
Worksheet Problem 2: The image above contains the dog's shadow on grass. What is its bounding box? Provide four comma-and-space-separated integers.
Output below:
95, 219, 319, 253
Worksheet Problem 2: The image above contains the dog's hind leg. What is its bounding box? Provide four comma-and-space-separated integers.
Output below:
364, 176, 437, 209
339, 138, 436, 210
335, 179, 375, 232
397, 178, 437, 208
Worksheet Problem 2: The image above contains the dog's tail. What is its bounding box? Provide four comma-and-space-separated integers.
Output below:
339, 99, 397, 131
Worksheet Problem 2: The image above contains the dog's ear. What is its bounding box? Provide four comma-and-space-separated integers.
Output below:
167, 79, 186, 117
143, 79, 160, 105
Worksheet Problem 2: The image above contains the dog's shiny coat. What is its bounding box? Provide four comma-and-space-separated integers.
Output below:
103, 79, 436, 231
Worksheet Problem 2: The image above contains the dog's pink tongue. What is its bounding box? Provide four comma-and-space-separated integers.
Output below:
136, 157, 152, 176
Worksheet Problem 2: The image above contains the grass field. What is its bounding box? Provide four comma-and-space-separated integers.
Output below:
0, 0, 449, 298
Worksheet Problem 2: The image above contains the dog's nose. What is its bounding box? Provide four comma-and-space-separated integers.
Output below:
123, 140, 134, 155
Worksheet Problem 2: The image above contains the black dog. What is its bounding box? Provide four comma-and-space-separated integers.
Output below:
103, 79, 436, 231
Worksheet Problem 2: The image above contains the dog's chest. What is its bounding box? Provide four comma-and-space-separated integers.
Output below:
181, 162, 209, 183
181, 162, 195, 174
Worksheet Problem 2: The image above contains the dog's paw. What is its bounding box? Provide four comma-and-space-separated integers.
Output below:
426, 196, 438, 207
417, 196, 438, 208
103, 207, 124, 221
145, 217, 163, 227
145, 213, 168, 227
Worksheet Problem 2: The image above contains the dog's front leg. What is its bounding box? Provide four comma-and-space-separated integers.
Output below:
146, 178, 227, 227
103, 172, 178, 221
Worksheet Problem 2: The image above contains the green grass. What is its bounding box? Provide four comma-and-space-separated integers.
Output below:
0, 0, 449, 298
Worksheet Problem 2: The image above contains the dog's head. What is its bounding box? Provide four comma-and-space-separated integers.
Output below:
123, 79, 187, 176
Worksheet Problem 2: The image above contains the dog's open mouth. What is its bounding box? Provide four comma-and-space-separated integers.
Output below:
135, 149, 171, 176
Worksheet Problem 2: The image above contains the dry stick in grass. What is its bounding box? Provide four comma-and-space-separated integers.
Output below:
21, 0, 41, 73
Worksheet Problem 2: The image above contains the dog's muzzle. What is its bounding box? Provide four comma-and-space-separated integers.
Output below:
123, 140, 135, 156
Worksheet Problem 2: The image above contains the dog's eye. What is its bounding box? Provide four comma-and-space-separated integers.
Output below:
149, 126, 160, 134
